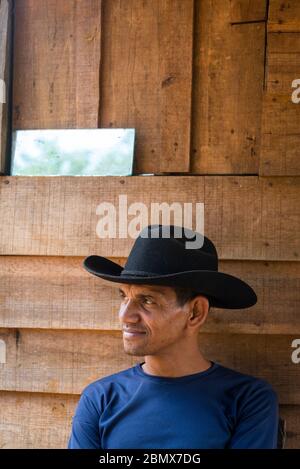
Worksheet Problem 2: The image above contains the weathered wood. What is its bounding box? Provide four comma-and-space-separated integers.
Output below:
227, 0, 267, 21
260, 32, 300, 175
268, 0, 300, 32
0, 0, 12, 174
0, 391, 298, 448
0, 176, 299, 259
100, 0, 193, 173
0, 328, 299, 404
0, 256, 299, 334
191, 0, 266, 174
13, 0, 101, 129
0, 255, 126, 330
0, 391, 78, 448
0, 328, 139, 394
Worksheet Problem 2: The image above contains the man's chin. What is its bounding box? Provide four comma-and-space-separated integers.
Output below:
123, 345, 146, 356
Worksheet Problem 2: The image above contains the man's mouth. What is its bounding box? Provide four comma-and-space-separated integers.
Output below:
123, 329, 147, 338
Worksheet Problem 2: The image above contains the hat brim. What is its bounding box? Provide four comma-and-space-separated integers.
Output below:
83, 255, 257, 310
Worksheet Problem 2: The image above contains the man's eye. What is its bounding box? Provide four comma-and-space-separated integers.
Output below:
143, 298, 154, 305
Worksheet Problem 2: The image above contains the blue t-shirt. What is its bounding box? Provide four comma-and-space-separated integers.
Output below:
68, 361, 279, 449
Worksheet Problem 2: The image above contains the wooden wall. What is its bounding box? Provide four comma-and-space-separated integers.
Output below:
0, 0, 299, 448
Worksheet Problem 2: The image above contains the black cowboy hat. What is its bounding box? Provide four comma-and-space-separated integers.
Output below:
83, 224, 257, 309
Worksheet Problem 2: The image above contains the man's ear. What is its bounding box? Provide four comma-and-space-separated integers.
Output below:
188, 295, 209, 328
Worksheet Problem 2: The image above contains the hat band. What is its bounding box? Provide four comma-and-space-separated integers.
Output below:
121, 269, 161, 277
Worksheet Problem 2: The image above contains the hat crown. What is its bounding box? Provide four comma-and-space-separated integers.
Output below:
122, 224, 218, 277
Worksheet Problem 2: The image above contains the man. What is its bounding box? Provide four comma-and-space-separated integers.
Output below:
68, 224, 279, 449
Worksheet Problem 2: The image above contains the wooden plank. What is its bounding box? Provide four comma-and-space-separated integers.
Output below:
0, 328, 138, 394
99, 0, 193, 173
0, 256, 300, 334
0, 255, 127, 330
260, 32, 300, 175
13, 0, 101, 129
0, 391, 298, 448
227, 0, 267, 22
191, 0, 266, 174
268, 0, 300, 32
0, 0, 12, 175
0, 328, 299, 404
0, 175, 299, 259
0, 391, 77, 448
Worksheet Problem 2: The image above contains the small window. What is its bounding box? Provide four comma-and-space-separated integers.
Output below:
10, 128, 135, 176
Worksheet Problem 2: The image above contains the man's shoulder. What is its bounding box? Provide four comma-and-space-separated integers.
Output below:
214, 362, 278, 400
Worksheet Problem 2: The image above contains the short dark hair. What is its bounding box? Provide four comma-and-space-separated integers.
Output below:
173, 285, 211, 310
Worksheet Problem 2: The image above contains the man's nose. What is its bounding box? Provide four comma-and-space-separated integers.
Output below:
119, 298, 139, 322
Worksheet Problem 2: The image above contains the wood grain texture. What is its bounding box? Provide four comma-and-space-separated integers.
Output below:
13, 0, 101, 129
0, 256, 300, 334
191, 0, 266, 174
0, 175, 299, 259
0, 328, 299, 404
0, 391, 78, 448
99, 0, 193, 173
268, 0, 300, 32
0, 328, 139, 394
260, 32, 300, 175
0, 391, 298, 448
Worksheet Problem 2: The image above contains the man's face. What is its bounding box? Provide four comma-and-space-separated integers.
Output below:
118, 283, 192, 357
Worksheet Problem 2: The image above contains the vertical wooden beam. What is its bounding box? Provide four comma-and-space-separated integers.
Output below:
191, 0, 266, 174
99, 0, 194, 174
0, 0, 12, 175
260, 1, 300, 175
13, 0, 101, 130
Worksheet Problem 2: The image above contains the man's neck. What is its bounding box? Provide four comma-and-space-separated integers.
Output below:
141, 356, 212, 378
